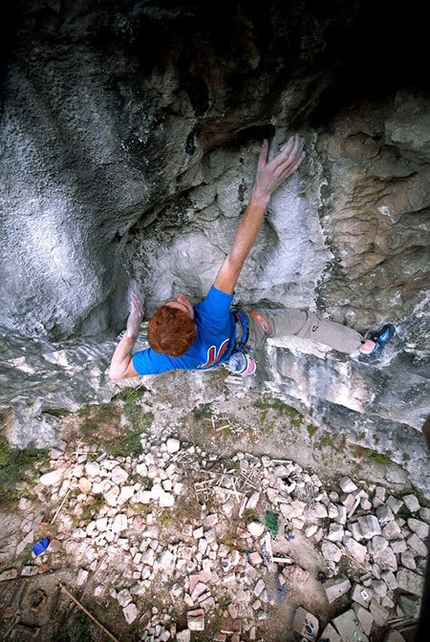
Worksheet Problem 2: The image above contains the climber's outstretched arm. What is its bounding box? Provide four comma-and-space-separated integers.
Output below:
109, 293, 143, 380
214, 134, 306, 295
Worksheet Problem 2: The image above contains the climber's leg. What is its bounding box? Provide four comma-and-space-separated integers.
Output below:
244, 308, 364, 355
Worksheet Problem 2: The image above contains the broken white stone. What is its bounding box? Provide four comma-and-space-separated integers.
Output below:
381, 570, 398, 590
372, 579, 387, 599
96, 517, 108, 531
332, 609, 369, 642
407, 518, 428, 540
305, 524, 318, 538
141, 549, 155, 566
166, 438, 181, 453
353, 604, 373, 636
351, 584, 372, 608
390, 539, 407, 554
343, 538, 367, 566
85, 461, 101, 477
357, 515, 381, 539
320, 624, 341, 642
39, 470, 64, 486
105, 485, 120, 507
342, 494, 356, 512
407, 533, 428, 557
335, 505, 347, 525
369, 601, 389, 626
419, 506, 430, 522
401, 550, 417, 570
381, 520, 402, 540
122, 602, 138, 624
254, 579, 265, 597
313, 503, 328, 518
385, 496, 404, 514
117, 588, 133, 607
402, 494, 420, 513
321, 541, 342, 563
187, 608, 205, 631
396, 568, 425, 596
173, 482, 185, 495
361, 497, 372, 511
247, 522, 265, 537
117, 486, 135, 504
191, 582, 208, 601
112, 514, 128, 533
135, 462, 148, 476
339, 477, 358, 493
328, 503, 338, 519
368, 535, 389, 555
76, 568, 89, 586
323, 578, 351, 603
373, 486, 386, 506
157, 549, 176, 573
246, 492, 260, 510
92, 480, 109, 495
398, 594, 421, 618
133, 489, 152, 504
78, 477, 92, 494
162, 479, 172, 491
372, 546, 398, 572
376, 505, 394, 524
279, 500, 306, 520
326, 523, 344, 542
111, 465, 129, 485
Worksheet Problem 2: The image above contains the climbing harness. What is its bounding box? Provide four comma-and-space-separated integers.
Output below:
224, 310, 256, 376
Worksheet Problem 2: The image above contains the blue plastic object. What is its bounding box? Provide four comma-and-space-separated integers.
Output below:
32, 538, 50, 556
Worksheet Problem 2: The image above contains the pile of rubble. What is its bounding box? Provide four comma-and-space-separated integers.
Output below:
3, 435, 428, 641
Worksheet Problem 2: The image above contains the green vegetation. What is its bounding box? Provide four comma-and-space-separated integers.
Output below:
81, 494, 105, 525
192, 403, 213, 421
253, 397, 305, 428
313, 432, 338, 451
0, 438, 49, 506
43, 408, 71, 419
0, 433, 9, 467
157, 508, 175, 527
107, 418, 150, 458
307, 424, 318, 439
77, 387, 153, 457
337, 554, 362, 582
351, 444, 394, 465
56, 611, 96, 642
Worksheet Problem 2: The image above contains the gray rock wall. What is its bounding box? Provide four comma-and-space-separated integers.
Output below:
0, 1, 428, 491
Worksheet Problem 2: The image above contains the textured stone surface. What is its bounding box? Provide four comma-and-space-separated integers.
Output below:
0, 1, 428, 493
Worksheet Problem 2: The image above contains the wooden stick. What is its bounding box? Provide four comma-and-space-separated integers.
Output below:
50, 488, 71, 524
59, 583, 120, 642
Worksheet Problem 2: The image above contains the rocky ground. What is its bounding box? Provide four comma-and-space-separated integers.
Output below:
0, 387, 428, 642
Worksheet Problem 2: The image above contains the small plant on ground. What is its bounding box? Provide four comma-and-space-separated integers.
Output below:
307, 424, 318, 439
81, 494, 105, 525
0, 439, 50, 506
192, 403, 213, 421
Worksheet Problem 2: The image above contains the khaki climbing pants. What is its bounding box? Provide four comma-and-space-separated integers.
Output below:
243, 308, 364, 356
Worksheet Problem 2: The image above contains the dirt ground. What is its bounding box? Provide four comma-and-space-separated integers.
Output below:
0, 385, 423, 642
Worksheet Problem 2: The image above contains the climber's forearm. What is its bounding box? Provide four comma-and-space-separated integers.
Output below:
109, 332, 139, 380
214, 189, 270, 295
214, 135, 305, 295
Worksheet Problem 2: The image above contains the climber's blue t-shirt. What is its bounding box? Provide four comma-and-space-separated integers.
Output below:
132, 285, 236, 375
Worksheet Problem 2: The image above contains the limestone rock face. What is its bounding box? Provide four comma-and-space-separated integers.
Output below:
0, 2, 428, 489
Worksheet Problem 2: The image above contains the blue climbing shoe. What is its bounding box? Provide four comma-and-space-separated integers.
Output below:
364, 323, 396, 358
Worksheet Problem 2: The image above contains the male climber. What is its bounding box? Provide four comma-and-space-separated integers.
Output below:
109, 134, 394, 381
